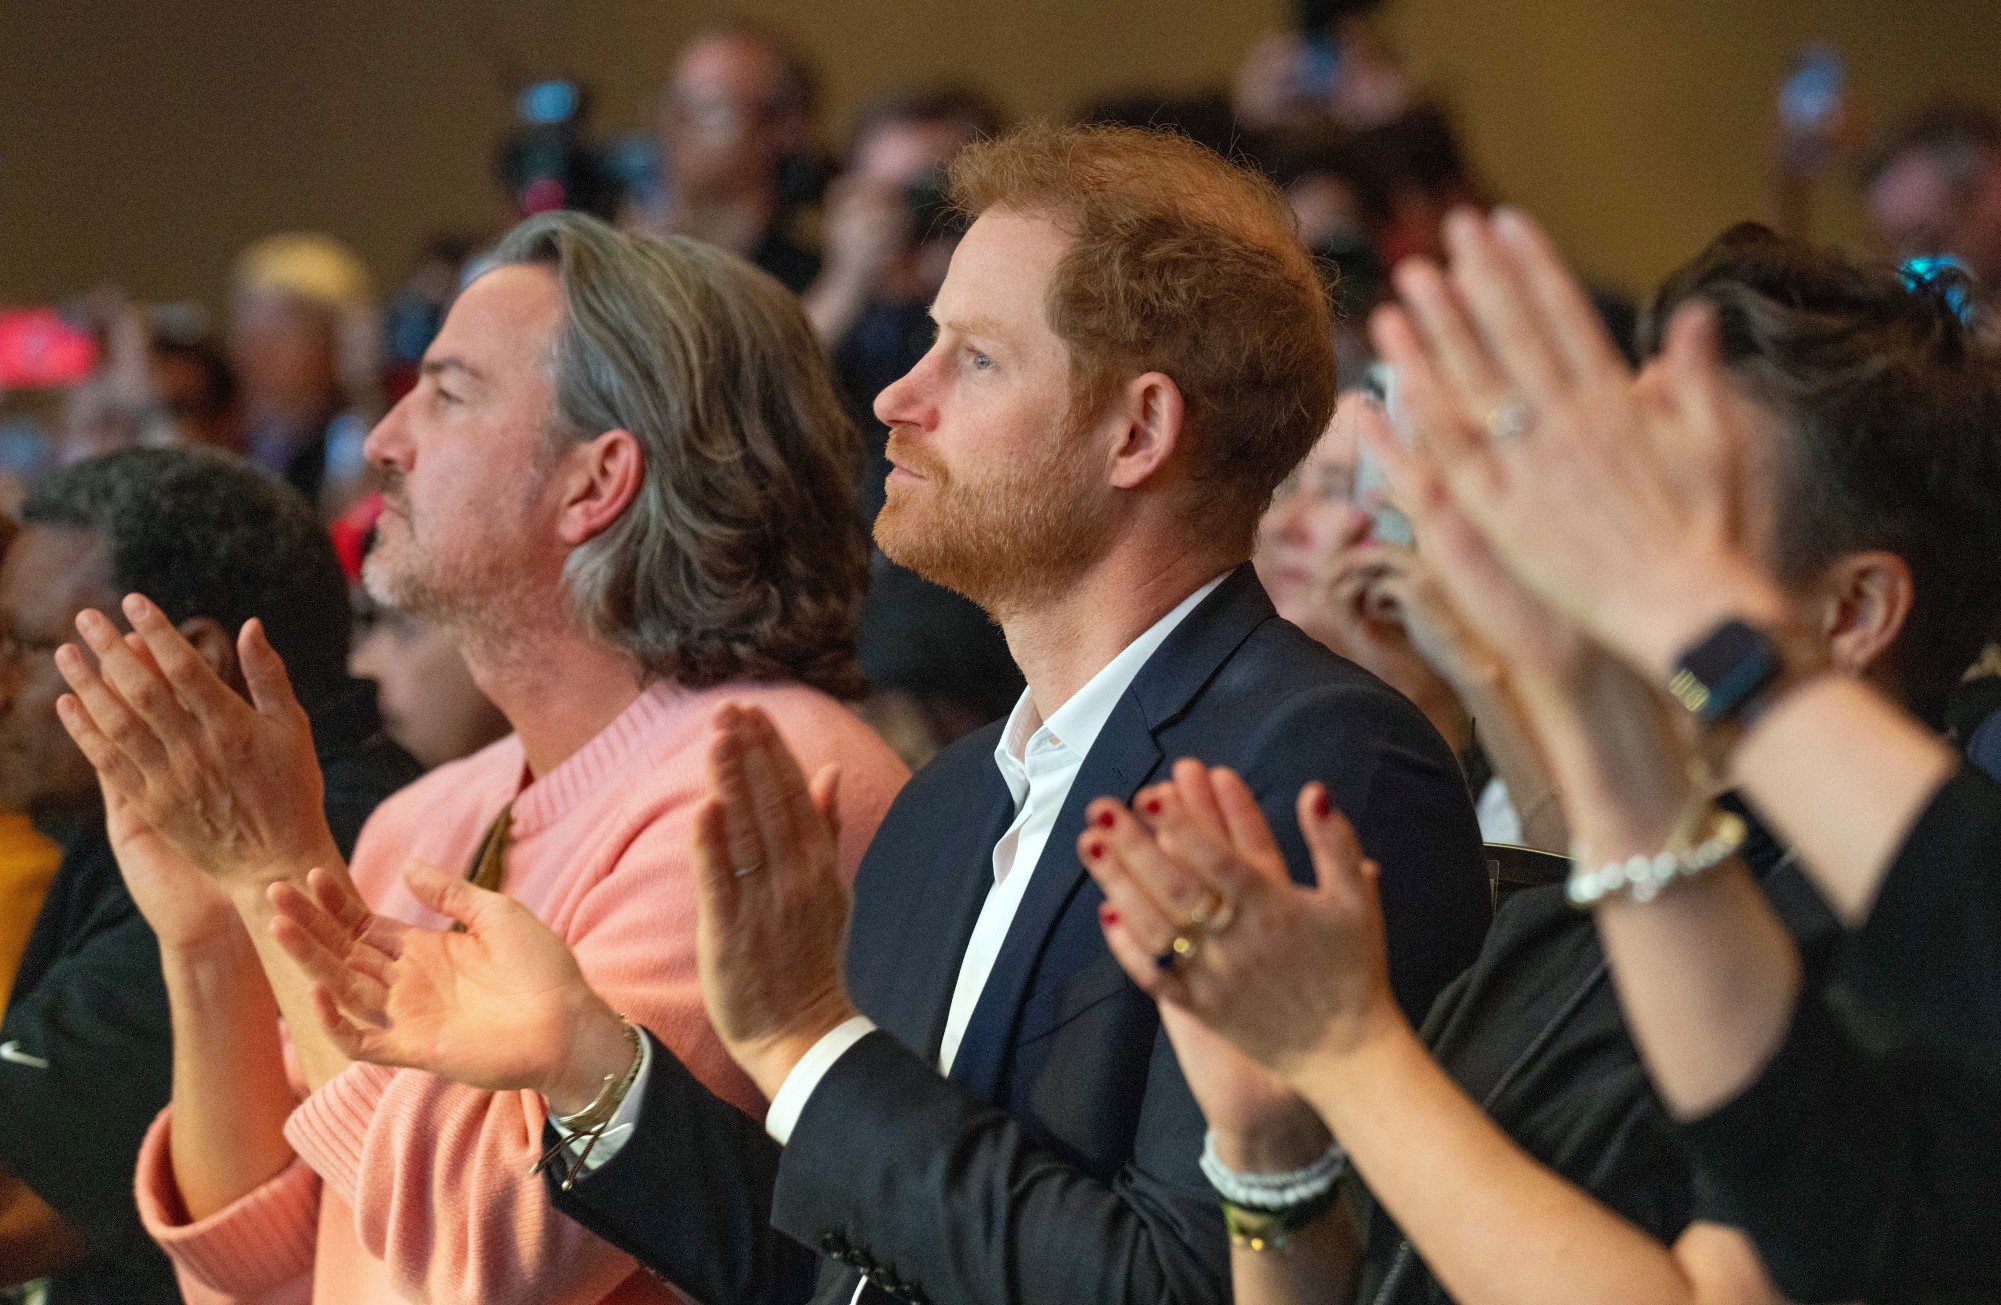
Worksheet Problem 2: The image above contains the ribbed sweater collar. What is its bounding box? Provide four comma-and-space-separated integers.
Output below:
507, 680, 693, 836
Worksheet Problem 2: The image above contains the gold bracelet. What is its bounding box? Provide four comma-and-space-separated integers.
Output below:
552, 1018, 643, 1133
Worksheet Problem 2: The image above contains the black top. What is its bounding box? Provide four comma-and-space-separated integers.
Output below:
1681, 767, 2001, 1303
0, 679, 421, 1305
1351, 802, 1840, 1305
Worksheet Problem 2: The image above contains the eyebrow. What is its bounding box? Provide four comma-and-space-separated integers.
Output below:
928, 307, 1012, 343
419, 356, 486, 384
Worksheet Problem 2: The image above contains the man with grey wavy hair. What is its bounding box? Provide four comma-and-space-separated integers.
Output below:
48, 211, 908, 1303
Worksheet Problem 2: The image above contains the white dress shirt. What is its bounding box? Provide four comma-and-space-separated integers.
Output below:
560, 574, 1227, 1176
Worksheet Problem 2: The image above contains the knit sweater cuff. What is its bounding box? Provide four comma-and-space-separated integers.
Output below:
284, 1060, 397, 1208
135, 1106, 321, 1293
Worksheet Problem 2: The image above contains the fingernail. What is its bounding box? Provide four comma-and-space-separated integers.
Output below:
1313, 788, 1332, 818
122, 593, 146, 617
1087, 841, 1105, 860
1096, 809, 1116, 829
1142, 797, 1162, 816
1098, 904, 1119, 925
1492, 206, 1529, 240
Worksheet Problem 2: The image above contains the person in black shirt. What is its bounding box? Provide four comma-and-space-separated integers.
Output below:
0, 449, 421, 1305
1360, 208, 2001, 1300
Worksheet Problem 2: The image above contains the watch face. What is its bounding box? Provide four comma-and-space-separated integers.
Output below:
1672, 619, 1783, 723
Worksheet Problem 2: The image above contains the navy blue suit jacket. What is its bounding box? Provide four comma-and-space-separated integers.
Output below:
550, 565, 1490, 1305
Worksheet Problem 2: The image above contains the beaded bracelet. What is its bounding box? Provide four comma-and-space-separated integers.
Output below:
1566, 808, 1747, 907
1198, 1131, 1347, 1210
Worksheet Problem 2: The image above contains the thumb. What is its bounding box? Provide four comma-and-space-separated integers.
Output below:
403, 859, 491, 931
809, 765, 843, 844
239, 619, 304, 722
1294, 783, 1368, 895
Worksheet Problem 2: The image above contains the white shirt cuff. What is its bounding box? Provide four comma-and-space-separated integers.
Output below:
764, 1015, 877, 1145
549, 1027, 653, 1177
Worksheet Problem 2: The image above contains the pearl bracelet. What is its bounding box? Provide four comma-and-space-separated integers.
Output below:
1566, 808, 1747, 907
1199, 1131, 1347, 1210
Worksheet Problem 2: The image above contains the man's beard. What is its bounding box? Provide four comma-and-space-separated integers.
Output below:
363, 471, 541, 647
873, 421, 1117, 619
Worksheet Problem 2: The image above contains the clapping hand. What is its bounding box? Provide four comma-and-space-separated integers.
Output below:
691, 703, 858, 1101
54, 593, 343, 895
268, 862, 633, 1114
1079, 761, 1402, 1083
1372, 208, 1791, 680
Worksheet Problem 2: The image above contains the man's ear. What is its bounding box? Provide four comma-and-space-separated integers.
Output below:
556, 428, 646, 548
176, 616, 245, 695
1813, 549, 1914, 678
1107, 372, 1185, 492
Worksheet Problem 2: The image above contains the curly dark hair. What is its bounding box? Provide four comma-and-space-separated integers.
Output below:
1645, 223, 2001, 724
21, 446, 353, 706
491, 212, 867, 698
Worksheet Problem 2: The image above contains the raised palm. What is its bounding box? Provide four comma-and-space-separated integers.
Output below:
268, 862, 599, 1097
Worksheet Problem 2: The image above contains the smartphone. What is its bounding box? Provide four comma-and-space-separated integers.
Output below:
1354, 363, 1414, 547
0, 308, 99, 389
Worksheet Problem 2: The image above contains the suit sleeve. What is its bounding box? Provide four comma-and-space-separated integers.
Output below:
766, 681, 1490, 1305
548, 1030, 822, 1305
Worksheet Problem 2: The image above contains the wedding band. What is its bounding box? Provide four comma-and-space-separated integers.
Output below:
1484, 400, 1535, 442
1155, 933, 1200, 971
733, 862, 760, 878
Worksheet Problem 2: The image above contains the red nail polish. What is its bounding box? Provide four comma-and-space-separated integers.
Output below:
1099, 904, 1120, 925
1143, 797, 1162, 815
1313, 788, 1332, 818
1096, 809, 1116, 829
1087, 842, 1105, 860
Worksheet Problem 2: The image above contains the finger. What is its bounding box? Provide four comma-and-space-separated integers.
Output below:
738, 708, 826, 882
707, 708, 769, 880
1211, 768, 1291, 882
268, 914, 393, 1026
809, 765, 843, 845
1390, 259, 1511, 422
1441, 208, 1570, 399
1296, 782, 1369, 896
70, 608, 191, 748
1659, 302, 1738, 467
238, 618, 308, 725
53, 642, 169, 773
692, 797, 746, 941
1490, 208, 1630, 383
1357, 400, 1455, 530
52, 689, 150, 795
1146, 789, 1256, 908
1368, 306, 1502, 501
1168, 758, 1227, 840
120, 593, 242, 719
1089, 797, 1235, 925
403, 858, 500, 932
1098, 903, 1197, 1010
1078, 816, 1185, 961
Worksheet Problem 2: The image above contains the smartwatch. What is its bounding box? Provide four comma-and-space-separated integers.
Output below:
1667, 619, 1785, 726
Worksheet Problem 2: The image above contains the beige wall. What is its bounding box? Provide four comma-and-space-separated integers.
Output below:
3, 0, 1998, 309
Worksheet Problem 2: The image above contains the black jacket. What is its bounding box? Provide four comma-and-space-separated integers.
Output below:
0, 679, 422, 1305
550, 565, 1492, 1305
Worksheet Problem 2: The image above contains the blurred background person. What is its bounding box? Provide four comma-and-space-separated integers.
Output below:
637, 20, 825, 293
1862, 101, 2001, 285
349, 605, 508, 771
228, 231, 380, 515
0, 516, 59, 1013
1231, 0, 1412, 135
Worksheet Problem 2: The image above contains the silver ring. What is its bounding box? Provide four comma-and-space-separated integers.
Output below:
733, 862, 760, 878
1484, 400, 1535, 443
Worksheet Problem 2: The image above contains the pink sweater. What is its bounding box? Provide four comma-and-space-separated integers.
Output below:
134, 679, 908, 1305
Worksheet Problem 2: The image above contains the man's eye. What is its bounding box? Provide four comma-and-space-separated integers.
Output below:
969, 350, 993, 371
435, 388, 461, 406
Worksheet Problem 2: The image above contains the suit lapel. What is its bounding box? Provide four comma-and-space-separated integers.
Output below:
857, 758, 1016, 1062
944, 565, 1276, 1105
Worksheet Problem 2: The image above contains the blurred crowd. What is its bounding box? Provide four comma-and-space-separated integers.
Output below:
1, 7, 1999, 1305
